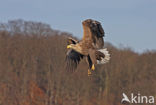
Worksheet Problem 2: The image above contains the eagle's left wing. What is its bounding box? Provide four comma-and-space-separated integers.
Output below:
82, 19, 93, 41
91, 20, 105, 49
82, 19, 105, 49
91, 21, 104, 37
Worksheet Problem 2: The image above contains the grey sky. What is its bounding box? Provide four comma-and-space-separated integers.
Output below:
0, 0, 156, 52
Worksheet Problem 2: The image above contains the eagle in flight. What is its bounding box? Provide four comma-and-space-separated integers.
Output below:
66, 19, 110, 75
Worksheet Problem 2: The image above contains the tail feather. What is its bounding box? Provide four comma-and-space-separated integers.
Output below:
97, 48, 110, 64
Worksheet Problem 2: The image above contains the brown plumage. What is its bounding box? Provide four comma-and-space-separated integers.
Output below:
66, 19, 110, 75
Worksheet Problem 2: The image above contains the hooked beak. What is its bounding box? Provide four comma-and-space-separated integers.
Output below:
67, 45, 71, 49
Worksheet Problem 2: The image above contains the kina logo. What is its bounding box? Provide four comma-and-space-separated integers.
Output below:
121, 93, 155, 104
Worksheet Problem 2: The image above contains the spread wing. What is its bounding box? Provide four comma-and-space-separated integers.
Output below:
66, 37, 82, 71
66, 49, 84, 71
92, 21, 104, 37
82, 19, 104, 49
91, 21, 104, 49
82, 19, 93, 41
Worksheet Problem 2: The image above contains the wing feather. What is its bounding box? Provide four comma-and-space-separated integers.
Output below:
95, 22, 104, 37
82, 19, 105, 49
91, 21, 105, 49
66, 49, 84, 71
82, 19, 93, 41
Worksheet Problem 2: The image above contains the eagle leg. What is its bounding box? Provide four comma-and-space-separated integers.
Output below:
91, 64, 95, 70
88, 69, 92, 76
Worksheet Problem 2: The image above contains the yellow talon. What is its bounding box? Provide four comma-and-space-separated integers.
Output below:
91, 64, 95, 70
88, 69, 92, 76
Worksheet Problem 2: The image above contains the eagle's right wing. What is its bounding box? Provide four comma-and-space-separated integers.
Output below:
66, 49, 84, 71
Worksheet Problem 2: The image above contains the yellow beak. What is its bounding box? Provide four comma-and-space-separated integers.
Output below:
91, 64, 95, 70
67, 45, 71, 49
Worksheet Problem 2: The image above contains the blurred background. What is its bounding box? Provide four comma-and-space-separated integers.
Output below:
0, 0, 156, 52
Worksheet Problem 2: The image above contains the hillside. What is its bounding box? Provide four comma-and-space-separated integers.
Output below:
0, 20, 156, 105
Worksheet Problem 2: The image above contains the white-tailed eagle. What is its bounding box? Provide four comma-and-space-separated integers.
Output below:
66, 19, 110, 75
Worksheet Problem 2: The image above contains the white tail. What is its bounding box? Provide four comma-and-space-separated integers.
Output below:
97, 48, 110, 64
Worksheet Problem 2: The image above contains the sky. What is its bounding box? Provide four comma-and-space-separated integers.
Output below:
0, 0, 156, 52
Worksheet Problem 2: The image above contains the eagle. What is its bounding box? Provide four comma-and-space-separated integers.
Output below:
66, 19, 110, 75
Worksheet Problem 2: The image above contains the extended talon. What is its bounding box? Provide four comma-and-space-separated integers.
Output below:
91, 64, 95, 70
88, 69, 92, 76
